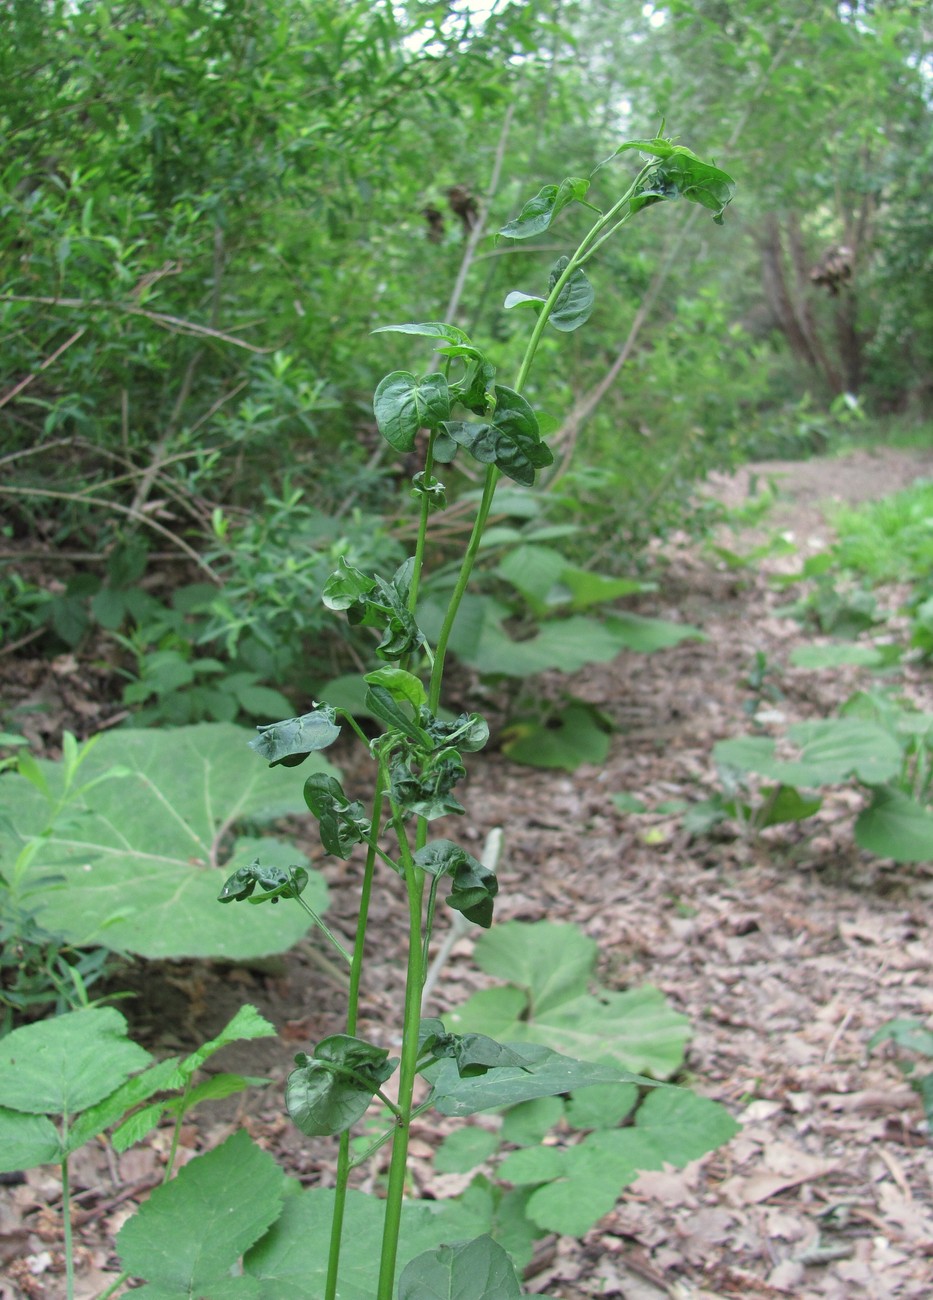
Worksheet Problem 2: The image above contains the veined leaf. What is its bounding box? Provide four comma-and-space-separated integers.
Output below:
0, 726, 333, 959
446, 922, 690, 1078
374, 371, 450, 452
498, 177, 591, 240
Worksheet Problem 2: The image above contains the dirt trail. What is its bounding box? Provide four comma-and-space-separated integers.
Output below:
3, 447, 933, 1299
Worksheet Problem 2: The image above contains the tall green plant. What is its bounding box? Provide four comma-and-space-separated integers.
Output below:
218, 136, 736, 1297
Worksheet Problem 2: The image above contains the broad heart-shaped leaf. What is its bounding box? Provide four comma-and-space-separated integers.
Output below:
117, 1131, 283, 1294
398, 1235, 522, 1299
855, 785, 933, 863
715, 719, 903, 788
548, 256, 595, 332
504, 1088, 739, 1238
0, 725, 333, 959
0, 1007, 150, 1117
474, 921, 596, 1016
0, 1109, 62, 1173
244, 1187, 490, 1299
374, 371, 450, 452
424, 1043, 660, 1117
498, 176, 590, 239
447, 922, 690, 1079
495, 543, 651, 618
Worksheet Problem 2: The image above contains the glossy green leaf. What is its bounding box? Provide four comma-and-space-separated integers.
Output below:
117, 1131, 283, 1293
443, 386, 553, 486
321, 557, 376, 611
503, 289, 544, 312
548, 256, 595, 332
0, 1007, 150, 1117
498, 177, 591, 240
374, 371, 450, 452
248, 707, 341, 766
286, 1034, 395, 1136
365, 683, 430, 743
425, 1042, 659, 1117
364, 666, 427, 711
855, 786, 933, 862
398, 1235, 523, 1299
372, 321, 472, 346
0, 726, 332, 959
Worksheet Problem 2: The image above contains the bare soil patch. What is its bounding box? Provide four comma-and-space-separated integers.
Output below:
3, 448, 933, 1299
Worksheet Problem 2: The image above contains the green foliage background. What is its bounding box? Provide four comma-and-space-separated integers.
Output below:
2, 0, 931, 696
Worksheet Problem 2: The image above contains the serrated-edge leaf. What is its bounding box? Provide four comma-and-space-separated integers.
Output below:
116, 1131, 283, 1289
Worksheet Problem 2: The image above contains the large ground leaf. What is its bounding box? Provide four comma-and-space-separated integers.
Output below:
445, 922, 690, 1079
2, 725, 334, 960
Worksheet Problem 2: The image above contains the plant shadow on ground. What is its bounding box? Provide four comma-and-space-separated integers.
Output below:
3, 446, 933, 1298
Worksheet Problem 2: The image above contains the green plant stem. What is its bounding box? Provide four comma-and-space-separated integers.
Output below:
94, 1272, 128, 1300
293, 896, 353, 964
376, 808, 425, 1299
324, 769, 385, 1300
407, 438, 435, 617
426, 176, 655, 712
427, 464, 499, 713
61, 1156, 74, 1300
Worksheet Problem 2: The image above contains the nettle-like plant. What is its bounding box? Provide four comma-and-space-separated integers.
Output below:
2, 137, 736, 1300
218, 138, 736, 1298
230, 139, 734, 1296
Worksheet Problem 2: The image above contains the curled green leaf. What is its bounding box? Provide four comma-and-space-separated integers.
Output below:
303, 772, 371, 859
372, 321, 472, 346
411, 471, 447, 510
390, 748, 466, 820
597, 138, 735, 224
248, 707, 341, 767
442, 385, 553, 486
286, 1034, 396, 1137
413, 838, 498, 927
498, 177, 591, 240
548, 256, 595, 332
218, 860, 309, 906
322, 558, 376, 612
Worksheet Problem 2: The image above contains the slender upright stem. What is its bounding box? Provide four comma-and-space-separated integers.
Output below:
376, 810, 425, 1299
324, 770, 386, 1300
61, 1156, 74, 1300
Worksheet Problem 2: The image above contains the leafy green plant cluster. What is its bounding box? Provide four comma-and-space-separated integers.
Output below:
655, 691, 933, 863
770, 477, 933, 659
1, 135, 739, 1297
0, 1004, 278, 1299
